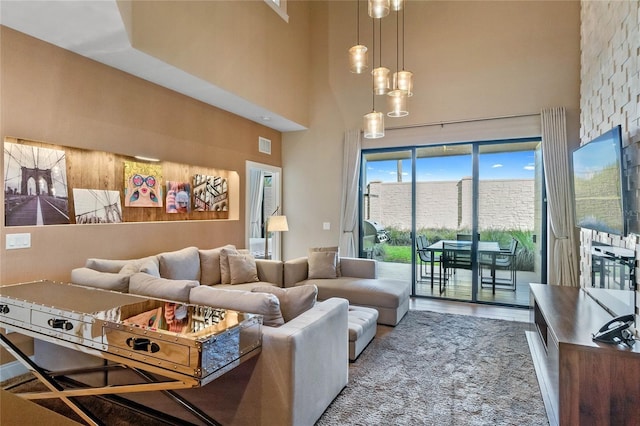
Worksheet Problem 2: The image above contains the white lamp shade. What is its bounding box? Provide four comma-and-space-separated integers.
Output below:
394, 70, 413, 96
391, 0, 403, 11
368, 0, 390, 18
387, 89, 408, 117
363, 111, 385, 139
349, 45, 368, 74
267, 215, 289, 232
372, 67, 391, 95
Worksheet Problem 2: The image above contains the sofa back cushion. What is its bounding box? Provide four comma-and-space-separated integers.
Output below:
158, 247, 200, 281
128, 272, 198, 303
252, 285, 318, 322
118, 256, 160, 276
85, 258, 130, 273
199, 244, 235, 285
189, 286, 284, 327
309, 246, 342, 276
71, 267, 130, 293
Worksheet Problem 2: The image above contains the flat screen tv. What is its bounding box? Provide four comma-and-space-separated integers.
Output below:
572, 125, 626, 235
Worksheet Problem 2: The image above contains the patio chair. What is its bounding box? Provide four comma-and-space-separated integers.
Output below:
416, 235, 441, 287
480, 238, 518, 291
440, 242, 473, 293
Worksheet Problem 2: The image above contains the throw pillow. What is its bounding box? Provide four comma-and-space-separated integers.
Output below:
128, 272, 198, 303
309, 246, 342, 276
227, 253, 259, 285
85, 258, 130, 273
189, 286, 284, 327
199, 244, 235, 285
252, 285, 318, 322
307, 250, 338, 279
220, 247, 239, 284
158, 246, 201, 281
70, 268, 130, 293
119, 256, 160, 276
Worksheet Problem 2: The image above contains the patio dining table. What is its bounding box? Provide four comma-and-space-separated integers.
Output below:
424, 240, 502, 294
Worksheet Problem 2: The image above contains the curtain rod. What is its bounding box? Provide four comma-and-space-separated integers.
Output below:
385, 112, 540, 131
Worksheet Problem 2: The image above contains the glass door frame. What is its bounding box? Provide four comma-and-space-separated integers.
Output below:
359, 137, 547, 307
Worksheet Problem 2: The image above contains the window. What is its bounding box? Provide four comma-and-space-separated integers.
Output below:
264, 0, 288, 22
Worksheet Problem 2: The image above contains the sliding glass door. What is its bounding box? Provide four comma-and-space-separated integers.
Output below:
360, 139, 545, 307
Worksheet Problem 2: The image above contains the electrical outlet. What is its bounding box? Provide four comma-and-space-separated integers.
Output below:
323, 222, 331, 230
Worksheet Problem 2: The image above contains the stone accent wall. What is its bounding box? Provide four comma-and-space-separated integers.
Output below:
580, 1, 639, 323
367, 179, 535, 231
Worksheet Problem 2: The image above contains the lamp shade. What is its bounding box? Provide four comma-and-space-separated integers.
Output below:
368, 0, 390, 18
363, 111, 385, 139
387, 89, 408, 117
372, 66, 391, 95
349, 45, 368, 74
393, 70, 413, 96
267, 215, 289, 232
391, 0, 403, 11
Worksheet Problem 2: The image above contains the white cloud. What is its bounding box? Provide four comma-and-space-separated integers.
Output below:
492, 163, 503, 168
524, 163, 535, 171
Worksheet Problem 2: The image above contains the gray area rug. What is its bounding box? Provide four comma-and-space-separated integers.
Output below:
316, 310, 548, 426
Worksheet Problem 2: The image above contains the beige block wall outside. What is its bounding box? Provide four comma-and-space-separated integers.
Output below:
579, 1, 640, 325
367, 179, 535, 231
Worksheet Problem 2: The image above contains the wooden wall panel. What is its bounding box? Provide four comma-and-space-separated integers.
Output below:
7, 137, 233, 224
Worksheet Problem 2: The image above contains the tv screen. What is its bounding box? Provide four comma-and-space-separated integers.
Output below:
572, 125, 626, 235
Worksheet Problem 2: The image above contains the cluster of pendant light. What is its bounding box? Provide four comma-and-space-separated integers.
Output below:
350, 0, 413, 139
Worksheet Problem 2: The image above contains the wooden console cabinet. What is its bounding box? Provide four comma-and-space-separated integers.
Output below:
527, 284, 640, 426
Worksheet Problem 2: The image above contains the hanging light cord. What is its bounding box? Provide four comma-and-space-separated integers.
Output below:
356, 0, 360, 45
401, 3, 405, 70
372, 16, 375, 110
396, 7, 400, 83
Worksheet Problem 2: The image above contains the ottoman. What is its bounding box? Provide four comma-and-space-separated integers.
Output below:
348, 306, 378, 361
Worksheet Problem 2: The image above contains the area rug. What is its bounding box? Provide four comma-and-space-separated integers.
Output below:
2, 310, 547, 425
316, 310, 548, 426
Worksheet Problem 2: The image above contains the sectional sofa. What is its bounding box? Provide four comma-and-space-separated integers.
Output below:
35, 245, 349, 426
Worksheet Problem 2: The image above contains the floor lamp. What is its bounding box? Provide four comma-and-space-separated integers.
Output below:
264, 215, 288, 260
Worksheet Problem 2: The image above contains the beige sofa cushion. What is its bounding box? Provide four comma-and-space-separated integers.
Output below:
307, 250, 338, 279
85, 258, 130, 273
309, 246, 341, 276
189, 286, 284, 327
227, 253, 260, 285
199, 244, 235, 285
128, 272, 198, 303
70, 267, 130, 292
220, 247, 239, 284
118, 256, 160, 276
252, 285, 318, 322
158, 246, 200, 281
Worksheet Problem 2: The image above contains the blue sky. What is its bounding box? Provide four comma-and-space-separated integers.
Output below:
365, 150, 536, 183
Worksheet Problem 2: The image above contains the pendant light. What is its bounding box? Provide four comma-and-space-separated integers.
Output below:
349, 0, 368, 73
372, 18, 390, 95
393, 4, 413, 96
391, 0, 403, 12
368, 0, 390, 19
388, 8, 408, 117
364, 17, 385, 139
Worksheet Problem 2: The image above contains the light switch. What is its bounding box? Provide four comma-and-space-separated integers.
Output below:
323, 222, 331, 230
6, 233, 31, 249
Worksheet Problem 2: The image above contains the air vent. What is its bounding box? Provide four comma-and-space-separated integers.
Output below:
259, 137, 272, 155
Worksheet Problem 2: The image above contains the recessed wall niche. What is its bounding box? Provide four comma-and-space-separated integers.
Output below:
3, 137, 237, 226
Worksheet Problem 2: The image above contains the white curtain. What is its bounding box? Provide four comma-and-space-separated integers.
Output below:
340, 129, 362, 257
248, 169, 266, 238
541, 107, 579, 286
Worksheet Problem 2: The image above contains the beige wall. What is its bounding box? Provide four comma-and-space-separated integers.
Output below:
282, 0, 581, 259
578, 0, 639, 324
0, 26, 284, 283
0, 26, 286, 364
127, 0, 311, 128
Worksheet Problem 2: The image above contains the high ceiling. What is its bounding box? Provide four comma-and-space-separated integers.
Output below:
0, 0, 304, 132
